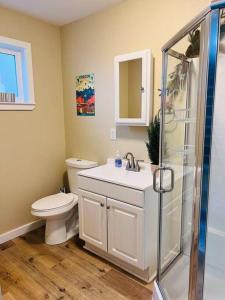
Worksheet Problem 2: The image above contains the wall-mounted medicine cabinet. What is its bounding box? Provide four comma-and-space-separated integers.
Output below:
114, 49, 153, 126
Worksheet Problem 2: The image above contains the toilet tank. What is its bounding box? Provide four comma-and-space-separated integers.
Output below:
65, 158, 98, 194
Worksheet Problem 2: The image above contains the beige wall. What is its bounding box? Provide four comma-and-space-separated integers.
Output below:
0, 7, 65, 234
61, 0, 209, 164
0, 0, 210, 235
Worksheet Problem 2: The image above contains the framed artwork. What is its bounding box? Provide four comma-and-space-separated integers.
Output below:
76, 73, 95, 116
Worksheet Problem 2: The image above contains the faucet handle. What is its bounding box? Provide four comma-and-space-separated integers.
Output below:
135, 160, 144, 172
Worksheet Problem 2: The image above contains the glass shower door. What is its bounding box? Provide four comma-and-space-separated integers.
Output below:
154, 24, 203, 300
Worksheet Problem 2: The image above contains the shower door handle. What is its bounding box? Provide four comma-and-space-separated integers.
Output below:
153, 166, 175, 193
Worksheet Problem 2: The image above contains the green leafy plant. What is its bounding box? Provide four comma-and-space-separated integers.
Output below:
146, 115, 160, 165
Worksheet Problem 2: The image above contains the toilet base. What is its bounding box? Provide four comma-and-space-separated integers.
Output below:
45, 219, 79, 245
45, 208, 79, 245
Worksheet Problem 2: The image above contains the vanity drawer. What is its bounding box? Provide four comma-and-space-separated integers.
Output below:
78, 175, 144, 208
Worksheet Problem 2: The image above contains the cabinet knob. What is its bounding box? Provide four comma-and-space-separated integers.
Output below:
100, 203, 104, 207
107, 206, 110, 209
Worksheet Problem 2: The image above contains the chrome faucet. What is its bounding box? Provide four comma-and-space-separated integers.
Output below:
124, 152, 144, 172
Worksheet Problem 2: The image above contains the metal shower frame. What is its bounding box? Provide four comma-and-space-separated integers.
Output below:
156, 1, 225, 299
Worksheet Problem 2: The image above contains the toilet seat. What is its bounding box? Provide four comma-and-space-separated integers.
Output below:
31, 193, 78, 218
32, 193, 74, 212
31, 193, 79, 219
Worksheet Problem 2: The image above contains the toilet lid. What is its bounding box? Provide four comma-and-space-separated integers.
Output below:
32, 193, 74, 211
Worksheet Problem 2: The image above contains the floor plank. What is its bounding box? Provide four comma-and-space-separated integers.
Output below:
0, 241, 15, 251
2, 292, 17, 300
101, 269, 152, 299
0, 227, 153, 299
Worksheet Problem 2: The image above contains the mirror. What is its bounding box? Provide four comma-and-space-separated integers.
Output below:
115, 49, 153, 126
119, 58, 142, 119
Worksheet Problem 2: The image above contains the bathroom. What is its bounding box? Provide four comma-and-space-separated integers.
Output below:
0, 0, 224, 299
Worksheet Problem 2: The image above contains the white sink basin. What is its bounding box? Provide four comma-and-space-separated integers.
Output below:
78, 162, 153, 191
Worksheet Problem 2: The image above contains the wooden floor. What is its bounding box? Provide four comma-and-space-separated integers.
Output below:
0, 227, 153, 300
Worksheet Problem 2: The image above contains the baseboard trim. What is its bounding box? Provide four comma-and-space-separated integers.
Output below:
0, 219, 45, 244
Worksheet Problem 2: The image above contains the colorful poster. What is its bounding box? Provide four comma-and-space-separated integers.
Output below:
76, 73, 95, 116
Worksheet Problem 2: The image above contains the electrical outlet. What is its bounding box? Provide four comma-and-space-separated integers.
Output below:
110, 128, 117, 140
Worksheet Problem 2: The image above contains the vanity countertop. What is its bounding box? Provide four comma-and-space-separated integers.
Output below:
78, 162, 153, 191
78, 161, 195, 192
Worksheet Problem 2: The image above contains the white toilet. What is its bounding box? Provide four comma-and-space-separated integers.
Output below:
31, 158, 98, 245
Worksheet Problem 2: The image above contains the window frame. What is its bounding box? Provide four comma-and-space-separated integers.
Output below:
0, 36, 35, 111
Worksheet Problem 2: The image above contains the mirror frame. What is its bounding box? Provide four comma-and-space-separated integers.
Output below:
114, 49, 153, 126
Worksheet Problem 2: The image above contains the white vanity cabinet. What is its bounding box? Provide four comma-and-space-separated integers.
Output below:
79, 190, 145, 269
77, 164, 158, 282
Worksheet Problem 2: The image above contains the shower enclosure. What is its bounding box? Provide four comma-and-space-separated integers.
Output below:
153, 1, 225, 299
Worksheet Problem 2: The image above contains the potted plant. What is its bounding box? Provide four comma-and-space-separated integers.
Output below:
146, 115, 160, 173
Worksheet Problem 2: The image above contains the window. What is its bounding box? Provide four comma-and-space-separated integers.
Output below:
0, 36, 35, 110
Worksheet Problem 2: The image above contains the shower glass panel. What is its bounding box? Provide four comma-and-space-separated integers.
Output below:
153, 5, 225, 300
158, 24, 202, 300
203, 9, 225, 300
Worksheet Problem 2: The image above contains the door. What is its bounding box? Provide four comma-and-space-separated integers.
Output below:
78, 189, 107, 251
154, 19, 206, 300
107, 198, 145, 269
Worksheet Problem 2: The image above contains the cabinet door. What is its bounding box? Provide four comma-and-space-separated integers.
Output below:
78, 189, 107, 251
107, 198, 145, 269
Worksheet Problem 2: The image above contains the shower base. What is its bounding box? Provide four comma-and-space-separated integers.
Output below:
153, 255, 225, 300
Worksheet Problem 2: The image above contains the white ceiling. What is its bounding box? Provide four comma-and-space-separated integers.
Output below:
0, 0, 124, 26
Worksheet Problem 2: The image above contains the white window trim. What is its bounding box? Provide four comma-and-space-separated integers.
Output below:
0, 36, 35, 111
